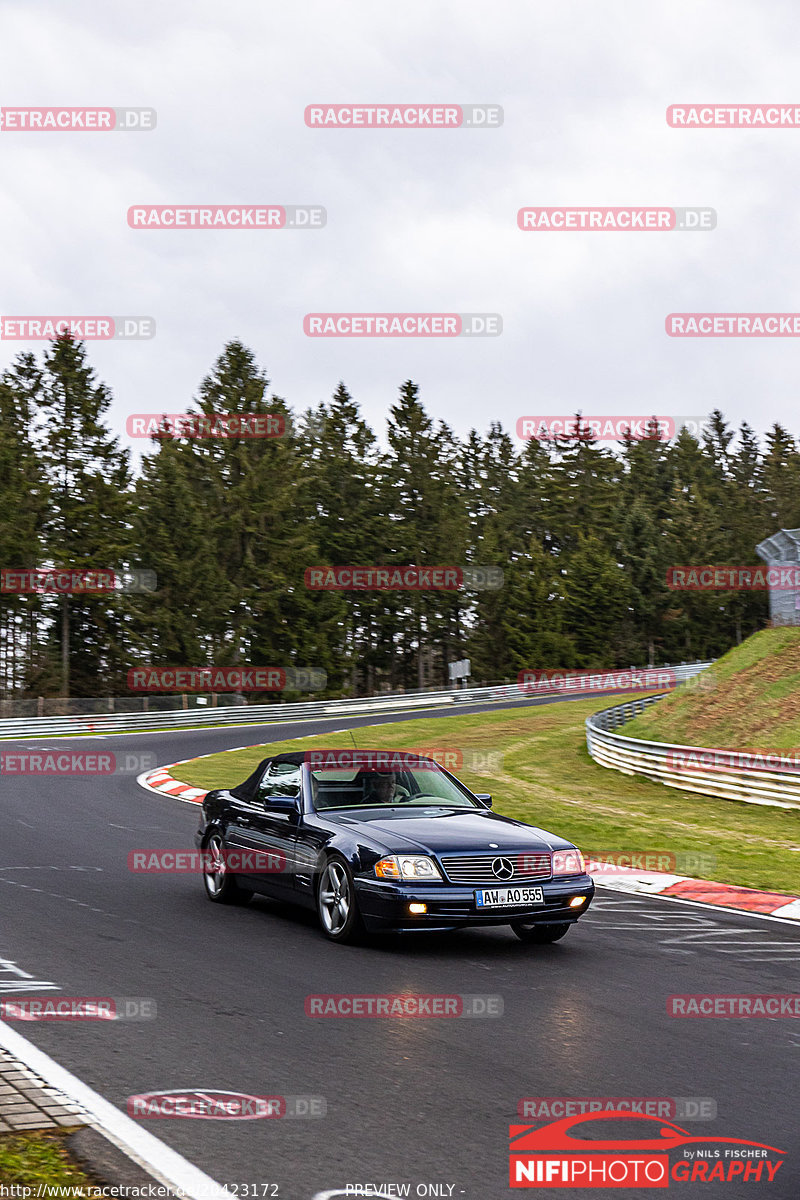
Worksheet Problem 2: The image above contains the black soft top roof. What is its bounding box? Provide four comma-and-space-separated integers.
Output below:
228, 750, 440, 802
229, 752, 306, 802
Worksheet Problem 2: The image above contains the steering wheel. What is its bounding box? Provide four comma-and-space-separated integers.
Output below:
361, 781, 412, 805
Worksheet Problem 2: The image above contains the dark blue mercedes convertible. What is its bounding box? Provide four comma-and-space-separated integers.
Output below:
195, 750, 594, 944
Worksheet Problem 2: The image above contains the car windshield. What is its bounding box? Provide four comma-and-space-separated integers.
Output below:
309, 765, 481, 811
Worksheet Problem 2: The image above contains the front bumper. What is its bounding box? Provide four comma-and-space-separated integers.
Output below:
355, 874, 595, 932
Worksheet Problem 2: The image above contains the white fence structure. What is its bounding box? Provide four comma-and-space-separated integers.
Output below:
586, 685, 800, 811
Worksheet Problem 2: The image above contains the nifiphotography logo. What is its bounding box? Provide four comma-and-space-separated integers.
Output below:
509, 1112, 785, 1187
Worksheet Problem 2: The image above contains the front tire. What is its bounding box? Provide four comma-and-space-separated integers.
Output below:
316, 856, 364, 943
203, 834, 253, 905
511, 921, 571, 944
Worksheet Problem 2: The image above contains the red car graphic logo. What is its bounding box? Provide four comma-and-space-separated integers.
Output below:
510, 1110, 784, 1154
510, 1112, 785, 1188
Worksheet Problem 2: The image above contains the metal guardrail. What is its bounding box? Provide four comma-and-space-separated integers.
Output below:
586, 674, 800, 811
0, 689, 462, 738
0, 662, 709, 739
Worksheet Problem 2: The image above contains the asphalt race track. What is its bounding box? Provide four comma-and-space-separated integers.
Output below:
1, 699, 798, 1199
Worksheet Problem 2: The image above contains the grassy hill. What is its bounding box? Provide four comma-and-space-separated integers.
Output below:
623, 627, 800, 748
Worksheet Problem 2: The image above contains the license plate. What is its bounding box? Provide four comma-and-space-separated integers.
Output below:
475, 886, 544, 908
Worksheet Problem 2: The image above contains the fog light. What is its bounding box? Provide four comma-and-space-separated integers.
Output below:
408, 902, 427, 915
569, 896, 586, 908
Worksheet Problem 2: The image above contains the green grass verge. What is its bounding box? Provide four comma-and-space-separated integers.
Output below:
624, 628, 800, 748
175, 697, 800, 896
0, 1130, 96, 1189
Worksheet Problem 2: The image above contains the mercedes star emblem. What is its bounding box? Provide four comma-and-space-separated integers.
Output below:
491, 857, 514, 880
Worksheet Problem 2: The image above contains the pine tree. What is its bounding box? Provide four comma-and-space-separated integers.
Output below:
762, 424, 800, 528
0, 354, 49, 697
37, 336, 133, 696
383, 382, 468, 688
304, 383, 384, 692
662, 427, 729, 660
186, 340, 341, 693
548, 416, 620, 555
561, 533, 632, 665
617, 499, 665, 664
131, 436, 219, 667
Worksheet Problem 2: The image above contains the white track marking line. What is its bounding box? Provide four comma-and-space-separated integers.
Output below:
595, 883, 800, 926
0, 1020, 232, 1200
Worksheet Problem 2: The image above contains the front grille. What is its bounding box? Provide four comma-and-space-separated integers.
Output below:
440, 853, 551, 884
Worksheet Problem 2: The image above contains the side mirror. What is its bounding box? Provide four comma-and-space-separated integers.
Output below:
260, 794, 301, 820
475, 793, 493, 809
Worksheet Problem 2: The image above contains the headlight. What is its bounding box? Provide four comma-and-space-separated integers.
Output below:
552, 848, 585, 875
375, 855, 443, 881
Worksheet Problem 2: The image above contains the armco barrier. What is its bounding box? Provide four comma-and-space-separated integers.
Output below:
586, 688, 800, 811
0, 689, 459, 738
0, 663, 711, 739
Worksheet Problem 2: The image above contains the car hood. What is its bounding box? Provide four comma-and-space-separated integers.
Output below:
320, 807, 573, 854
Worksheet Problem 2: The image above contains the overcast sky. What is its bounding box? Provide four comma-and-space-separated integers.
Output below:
1, 0, 798, 462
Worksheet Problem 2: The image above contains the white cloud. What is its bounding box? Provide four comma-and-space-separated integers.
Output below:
1, 0, 799, 457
